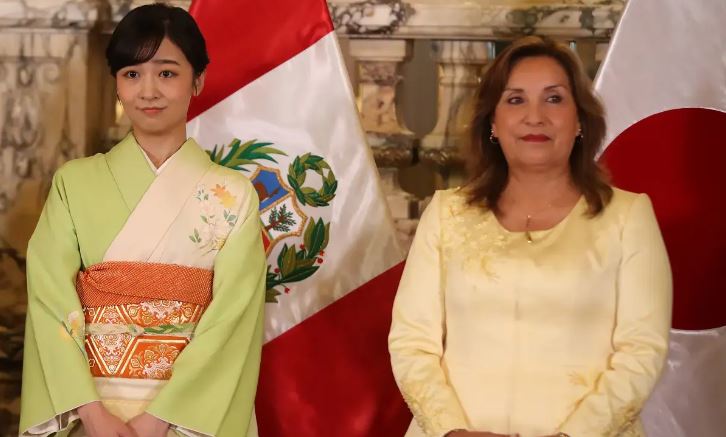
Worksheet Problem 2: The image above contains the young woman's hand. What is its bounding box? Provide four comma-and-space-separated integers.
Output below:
127, 412, 170, 437
77, 401, 137, 437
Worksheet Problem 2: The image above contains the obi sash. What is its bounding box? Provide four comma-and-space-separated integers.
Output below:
76, 261, 213, 380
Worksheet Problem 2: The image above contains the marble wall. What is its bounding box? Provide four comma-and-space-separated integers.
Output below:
0, 2, 112, 431
0, 1, 624, 434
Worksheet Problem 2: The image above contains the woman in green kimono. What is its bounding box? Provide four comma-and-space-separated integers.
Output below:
19, 4, 265, 437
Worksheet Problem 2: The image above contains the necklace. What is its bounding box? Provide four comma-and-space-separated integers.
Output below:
523, 202, 554, 244
500, 188, 579, 244
525, 215, 534, 244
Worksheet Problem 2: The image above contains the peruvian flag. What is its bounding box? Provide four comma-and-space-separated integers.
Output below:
186, 0, 410, 436
595, 0, 726, 435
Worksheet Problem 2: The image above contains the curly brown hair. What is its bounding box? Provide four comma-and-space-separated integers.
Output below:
465, 36, 612, 216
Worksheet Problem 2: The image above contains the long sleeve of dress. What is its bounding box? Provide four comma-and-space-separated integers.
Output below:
389, 192, 469, 437
146, 184, 266, 437
559, 194, 673, 436
20, 168, 99, 435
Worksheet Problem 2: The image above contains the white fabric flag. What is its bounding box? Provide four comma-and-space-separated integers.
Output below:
186, 0, 411, 435
595, 1, 726, 436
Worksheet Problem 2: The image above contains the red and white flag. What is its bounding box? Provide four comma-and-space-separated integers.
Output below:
595, 1, 726, 435
187, 0, 410, 435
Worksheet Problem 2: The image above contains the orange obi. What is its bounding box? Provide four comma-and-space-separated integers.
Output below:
76, 261, 213, 380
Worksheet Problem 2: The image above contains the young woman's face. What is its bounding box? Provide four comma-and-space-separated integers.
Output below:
492, 56, 580, 173
116, 37, 204, 136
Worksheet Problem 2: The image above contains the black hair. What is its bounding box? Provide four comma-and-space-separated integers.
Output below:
106, 3, 209, 77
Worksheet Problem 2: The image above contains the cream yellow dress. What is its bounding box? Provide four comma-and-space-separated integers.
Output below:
389, 188, 672, 437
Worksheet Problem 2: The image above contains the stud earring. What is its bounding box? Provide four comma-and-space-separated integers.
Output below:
489, 130, 499, 145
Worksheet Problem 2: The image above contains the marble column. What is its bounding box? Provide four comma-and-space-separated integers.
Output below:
348, 39, 418, 250
420, 40, 491, 188
349, 39, 414, 165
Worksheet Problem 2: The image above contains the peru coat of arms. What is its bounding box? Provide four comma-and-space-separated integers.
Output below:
209, 139, 337, 303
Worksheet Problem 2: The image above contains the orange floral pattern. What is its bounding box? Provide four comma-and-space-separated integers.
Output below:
127, 342, 183, 379
212, 183, 237, 208
83, 299, 206, 379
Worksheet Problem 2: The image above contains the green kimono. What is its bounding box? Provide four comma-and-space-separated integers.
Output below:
20, 134, 265, 436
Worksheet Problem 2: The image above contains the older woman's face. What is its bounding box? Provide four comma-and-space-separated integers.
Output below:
492, 56, 580, 172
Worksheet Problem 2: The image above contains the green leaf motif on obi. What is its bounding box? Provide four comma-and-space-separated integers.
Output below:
144, 323, 195, 336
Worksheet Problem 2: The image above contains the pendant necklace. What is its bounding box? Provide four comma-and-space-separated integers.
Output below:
525, 215, 534, 243
523, 202, 554, 244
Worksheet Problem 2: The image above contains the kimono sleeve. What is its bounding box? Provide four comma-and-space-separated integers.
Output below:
146, 180, 266, 437
20, 167, 99, 436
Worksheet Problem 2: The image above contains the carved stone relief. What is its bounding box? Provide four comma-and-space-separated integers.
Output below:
328, 0, 624, 38
0, 0, 99, 28
329, 0, 415, 35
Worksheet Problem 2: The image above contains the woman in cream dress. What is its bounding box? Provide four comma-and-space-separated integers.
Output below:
389, 36, 672, 437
